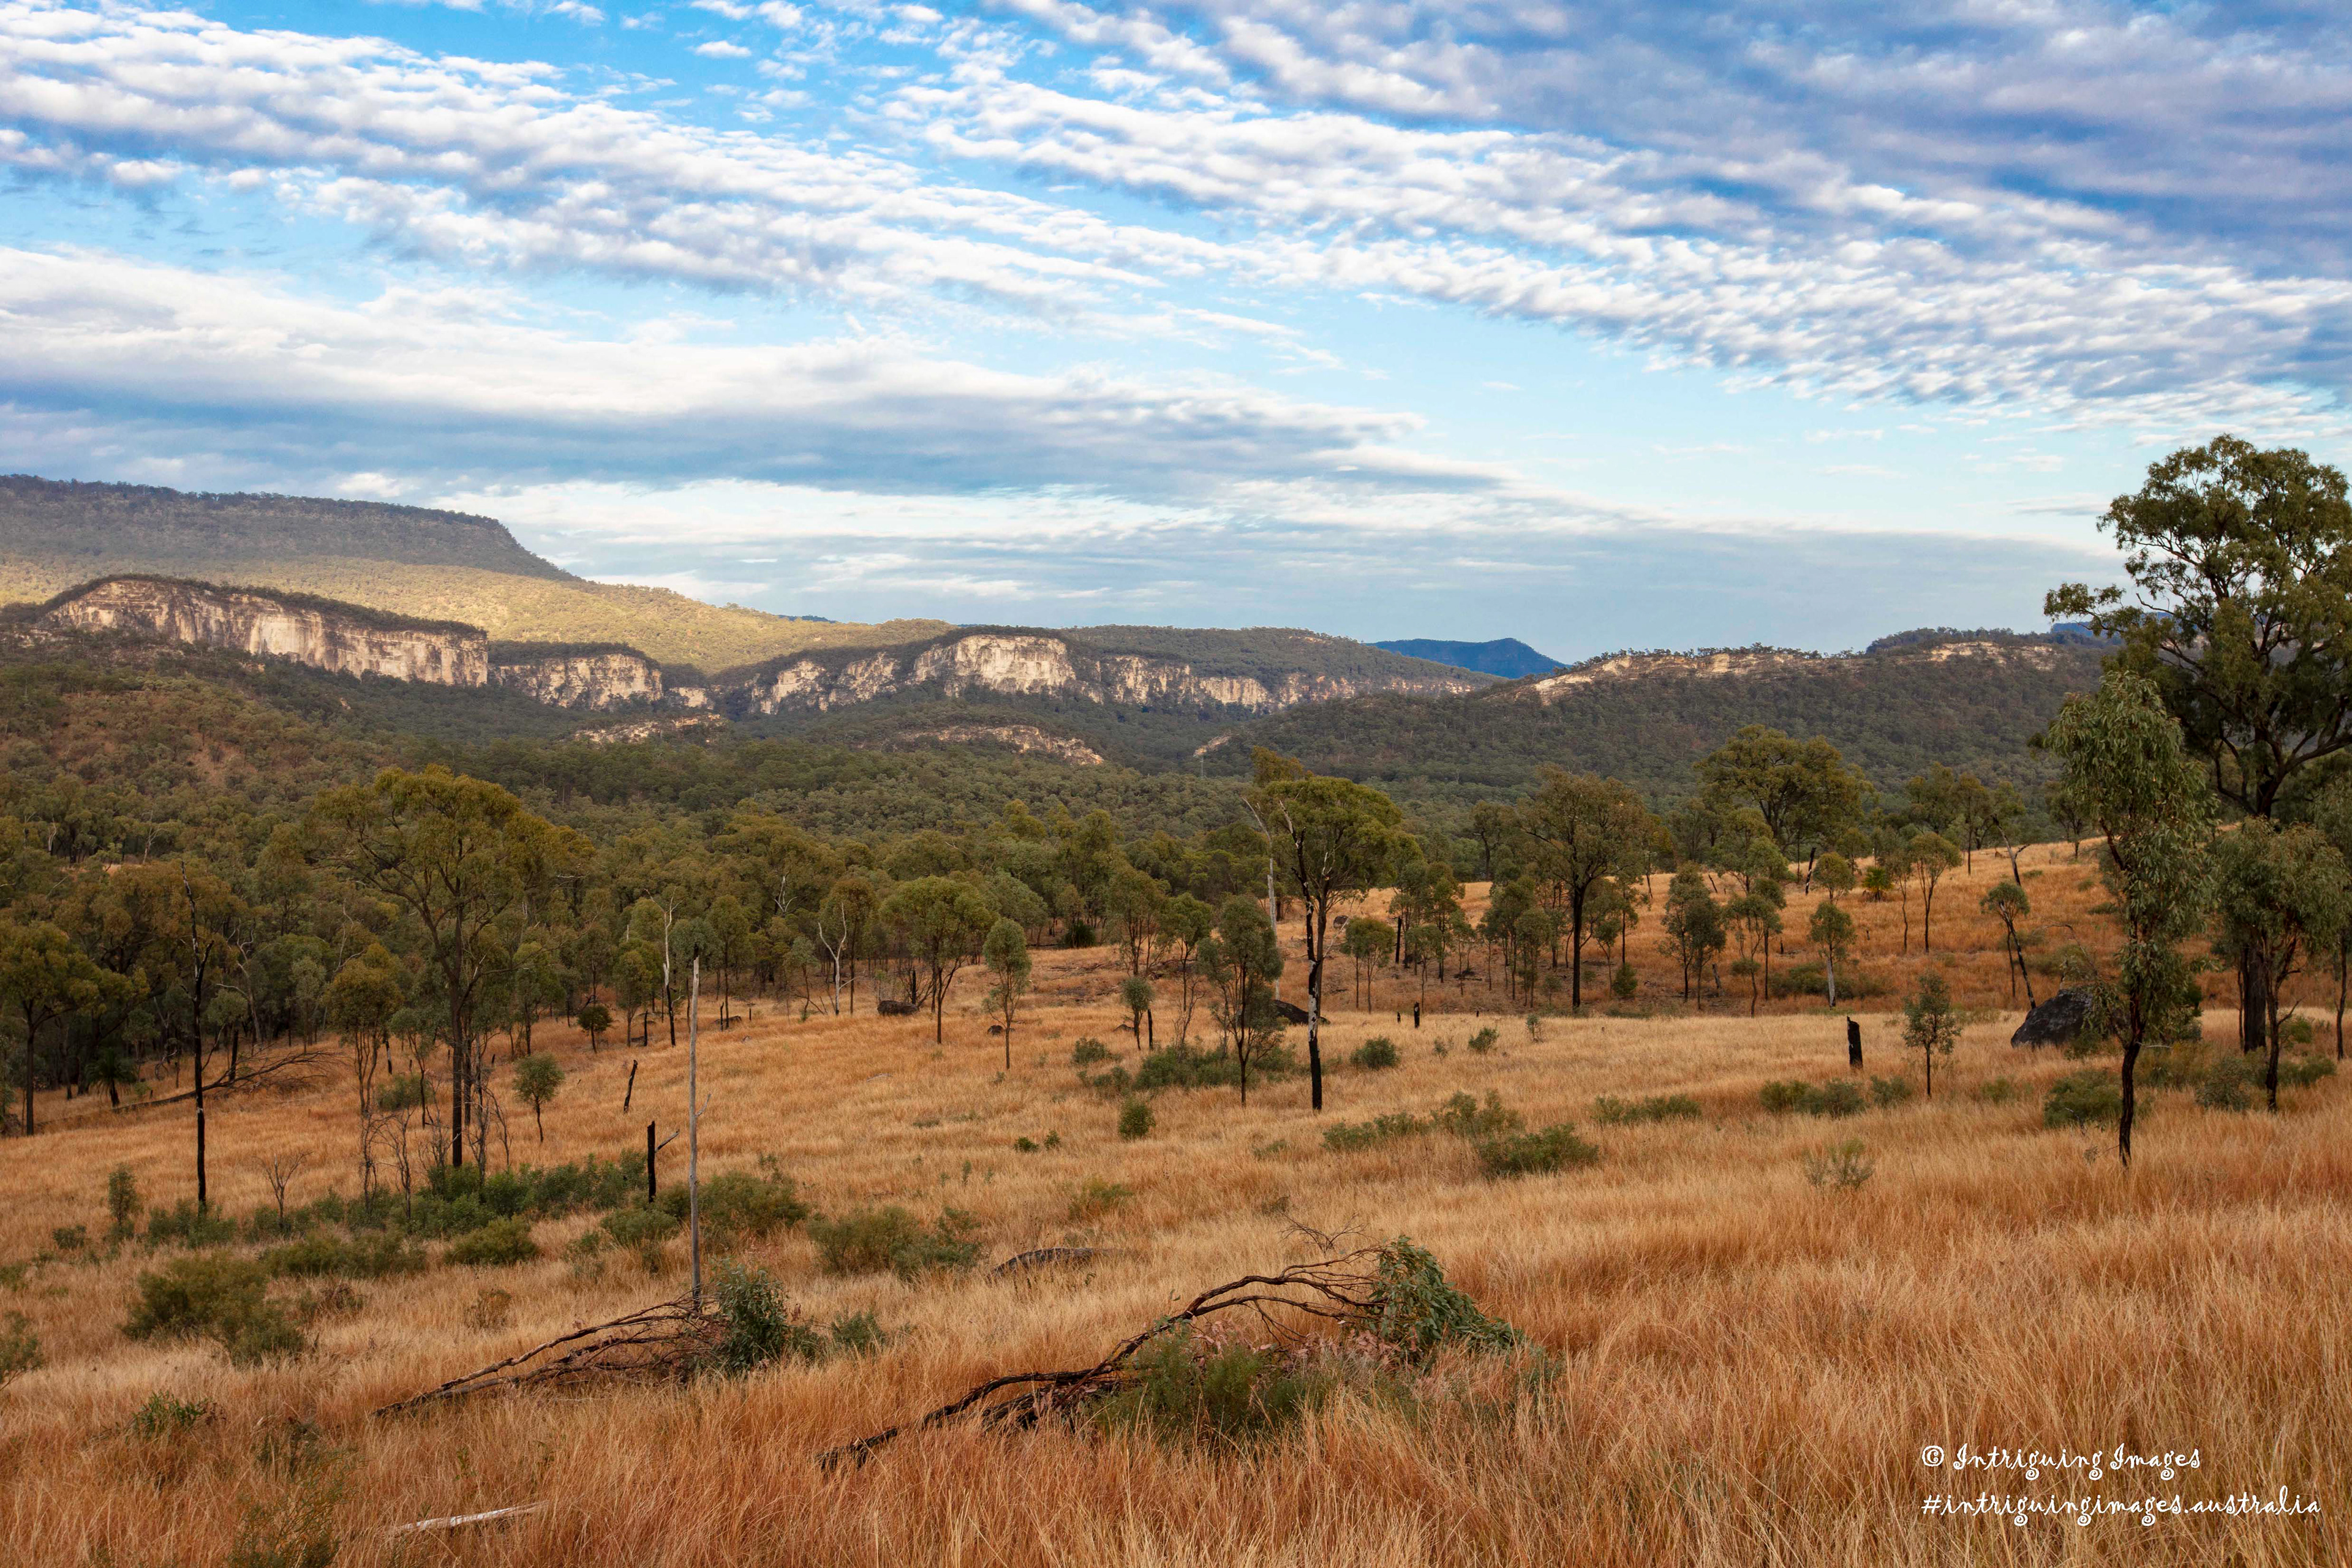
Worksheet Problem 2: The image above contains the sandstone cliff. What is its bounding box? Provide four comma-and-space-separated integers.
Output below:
42, 576, 489, 687
1518, 639, 2063, 706
731, 630, 1483, 717
36, 579, 1484, 729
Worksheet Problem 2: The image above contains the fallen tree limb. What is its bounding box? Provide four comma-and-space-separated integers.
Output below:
388, 1502, 549, 1536
817, 1248, 1385, 1470
372, 1294, 720, 1417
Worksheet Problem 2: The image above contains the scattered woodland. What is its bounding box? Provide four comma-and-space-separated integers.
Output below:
2, 435, 2351, 1566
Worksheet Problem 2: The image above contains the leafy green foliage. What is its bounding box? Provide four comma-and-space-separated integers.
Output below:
1591, 1093, 1701, 1125
2043, 1071, 2124, 1129
261, 1232, 428, 1280
1802, 1139, 1875, 1192
442, 1217, 540, 1268
1473, 1123, 1599, 1178
808, 1207, 981, 1278
0, 1311, 42, 1389
1117, 1098, 1155, 1140
658, 1163, 808, 1248
122, 1255, 306, 1365
1759, 1079, 1866, 1118
1322, 1111, 1428, 1152
1349, 1036, 1400, 1071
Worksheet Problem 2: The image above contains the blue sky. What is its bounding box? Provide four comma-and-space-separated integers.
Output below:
1, 0, 2346, 657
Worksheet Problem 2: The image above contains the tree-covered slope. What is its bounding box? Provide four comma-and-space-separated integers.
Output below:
1206, 633, 2108, 809
1372, 637, 1564, 678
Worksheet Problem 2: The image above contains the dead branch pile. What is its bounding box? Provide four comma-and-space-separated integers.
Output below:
818, 1247, 1400, 1469
373, 1294, 722, 1417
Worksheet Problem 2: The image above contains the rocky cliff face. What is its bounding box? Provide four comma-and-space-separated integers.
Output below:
43, 576, 489, 687
492, 649, 665, 710
736, 631, 1482, 717
37, 579, 1480, 728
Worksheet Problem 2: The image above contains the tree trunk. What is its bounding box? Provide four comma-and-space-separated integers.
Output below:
1305, 905, 1327, 1113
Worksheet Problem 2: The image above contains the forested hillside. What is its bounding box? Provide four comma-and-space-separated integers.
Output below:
1210, 632, 2106, 809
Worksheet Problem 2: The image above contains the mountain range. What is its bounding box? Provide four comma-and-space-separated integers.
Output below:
1, 475, 2108, 809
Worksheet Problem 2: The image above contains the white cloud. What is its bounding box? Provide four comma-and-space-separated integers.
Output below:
692, 38, 751, 56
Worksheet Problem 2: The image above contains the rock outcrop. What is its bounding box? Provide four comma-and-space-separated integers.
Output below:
734, 631, 1482, 718
2011, 989, 2097, 1049
492, 647, 666, 710
881, 723, 1105, 766
42, 576, 488, 686
35, 578, 1480, 731
1520, 639, 2066, 706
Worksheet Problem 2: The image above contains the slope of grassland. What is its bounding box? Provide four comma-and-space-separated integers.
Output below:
0, 477, 944, 670
1, 845, 2343, 1567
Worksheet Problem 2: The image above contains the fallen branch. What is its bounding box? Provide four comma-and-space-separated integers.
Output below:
818, 1249, 1383, 1469
388, 1502, 549, 1536
372, 1294, 720, 1417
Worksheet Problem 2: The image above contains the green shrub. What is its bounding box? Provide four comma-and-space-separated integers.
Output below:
51, 1224, 88, 1253
1117, 1098, 1155, 1140
443, 1217, 540, 1268
375, 1074, 429, 1112
1070, 1036, 1113, 1068
129, 1392, 215, 1438
2280, 1054, 2339, 1090
144, 1199, 237, 1249
1466, 1027, 1499, 1055
1094, 1329, 1330, 1449
2044, 1070, 2122, 1129
106, 1166, 142, 1241
1126, 1041, 1298, 1091
809, 1207, 981, 1278
1474, 1123, 1599, 1178
1802, 1139, 1875, 1192
1433, 1091, 1523, 1142
262, 1232, 428, 1280
1322, 1111, 1427, 1152
1760, 1079, 1864, 1118
1590, 1093, 1702, 1126
658, 1164, 809, 1248
1012, 1136, 1039, 1153
706, 1261, 820, 1374
1812, 1080, 1866, 1118
0, 1311, 42, 1389
1970, 1076, 2019, 1105
1868, 1075, 1915, 1109
1069, 1178, 1134, 1222
122, 1255, 306, 1365
1366, 1237, 1521, 1363
2195, 1055, 2254, 1112
1349, 1036, 1400, 1071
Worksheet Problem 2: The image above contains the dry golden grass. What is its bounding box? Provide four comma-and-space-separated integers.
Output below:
3, 844, 2347, 1566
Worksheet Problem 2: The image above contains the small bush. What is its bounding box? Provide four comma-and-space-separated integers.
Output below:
262, 1231, 427, 1280
1433, 1091, 1523, 1142
1970, 1076, 2019, 1105
1322, 1112, 1426, 1152
1117, 1098, 1155, 1140
0, 1311, 42, 1388
1475, 1123, 1599, 1178
2195, 1055, 2254, 1113
144, 1199, 237, 1249
809, 1207, 981, 1278
2280, 1054, 2339, 1090
1868, 1075, 1915, 1109
375, 1074, 429, 1112
598, 1205, 677, 1272
464, 1287, 513, 1331
1610, 963, 1638, 1000
1466, 1027, 1499, 1055
129, 1393, 216, 1438
1591, 1093, 1701, 1126
1760, 1079, 1864, 1118
123, 1255, 306, 1365
1012, 1136, 1039, 1153
106, 1166, 142, 1240
706, 1261, 818, 1374
1069, 1178, 1134, 1222
658, 1164, 808, 1248
2044, 1070, 2122, 1129
443, 1217, 540, 1268
1349, 1036, 1400, 1071
1094, 1329, 1331, 1449
1803, 1139, 1875, 1192
51, 1224, 88, 1253
1071, 1037, 1113, 1068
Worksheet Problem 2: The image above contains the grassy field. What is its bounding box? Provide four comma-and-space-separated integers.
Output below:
1, 845, 2346, 1566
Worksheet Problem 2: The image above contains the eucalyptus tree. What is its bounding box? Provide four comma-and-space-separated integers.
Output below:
309, 766, 587, 1169
2043, 671, 2215, 1166
1515, 768, 1653, 1012
2211, 820, 2348, 1109
1251, 756, 1405, 1111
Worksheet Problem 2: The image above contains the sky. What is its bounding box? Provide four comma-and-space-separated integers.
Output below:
1, 0, 2346, 658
